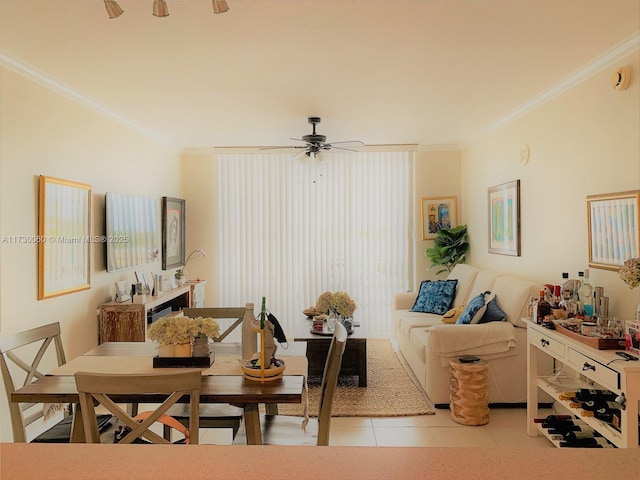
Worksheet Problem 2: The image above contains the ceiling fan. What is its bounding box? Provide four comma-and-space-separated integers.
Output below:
264, 117, 365, 160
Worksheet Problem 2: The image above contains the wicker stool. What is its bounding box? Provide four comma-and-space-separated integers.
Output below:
449, 358, 490, 426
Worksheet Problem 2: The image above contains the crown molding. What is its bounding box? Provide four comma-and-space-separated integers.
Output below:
465, 31, 640, 146
0, 50, 177, 149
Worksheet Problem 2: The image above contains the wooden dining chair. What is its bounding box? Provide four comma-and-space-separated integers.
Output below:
0, 322, 74, 443
75, 370, 201, 444
164, 306, 251, 441
234, 321, 348, 446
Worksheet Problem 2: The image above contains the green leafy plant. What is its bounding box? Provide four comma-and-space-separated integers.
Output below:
425, 225, 469, 275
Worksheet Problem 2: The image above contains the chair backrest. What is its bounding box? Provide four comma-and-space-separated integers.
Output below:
316, 321, 348, 446
75, 370, 201, 444
182, 307, 245, 341
0, 322, 67, 442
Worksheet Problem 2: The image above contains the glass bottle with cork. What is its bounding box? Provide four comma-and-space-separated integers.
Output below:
578, 269, 594, 317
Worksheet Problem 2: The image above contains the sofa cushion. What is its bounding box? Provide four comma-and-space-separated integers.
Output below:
491, 276, 537, 326
456, 291, 491, 324
409, 328, 430, 363
479, 295, 507, 323
398, 313, 443, 337
467, 271, 500, 300
446, 264, 480, 307
410, 280, 458, 315
442, 306, 466, 324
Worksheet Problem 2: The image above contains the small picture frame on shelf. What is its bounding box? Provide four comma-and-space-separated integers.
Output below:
114, 280, 131, 303
135, 271, 150, 294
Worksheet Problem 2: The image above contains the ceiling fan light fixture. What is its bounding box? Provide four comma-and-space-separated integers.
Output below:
104, 0, 124, 19
153, 0, 169, 17
212, 0, 229, 14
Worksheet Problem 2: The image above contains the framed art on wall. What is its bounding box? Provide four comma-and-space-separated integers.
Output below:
162, 197, 185, 270
587, 190, 639, 271
38, 175, 92, 299
488, 179, 521, 256
420, 196, 458, 240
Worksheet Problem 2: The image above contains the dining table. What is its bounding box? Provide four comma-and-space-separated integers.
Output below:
10, 341, 308, 445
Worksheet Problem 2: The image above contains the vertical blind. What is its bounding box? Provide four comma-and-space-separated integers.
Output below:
216, 151, 411, 339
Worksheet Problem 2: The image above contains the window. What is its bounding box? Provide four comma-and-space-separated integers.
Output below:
216, 150, 411, 338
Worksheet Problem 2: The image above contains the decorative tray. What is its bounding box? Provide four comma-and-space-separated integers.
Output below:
309, 326, 354, 336
553, 323, 625, 350
153, 352, 215, 368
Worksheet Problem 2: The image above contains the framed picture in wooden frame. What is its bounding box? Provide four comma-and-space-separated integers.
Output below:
488, 179, 521, 256
587, 190, 639, 271
162, 197, 185, 270
420, 196, 458, 240
38, 175, 91, 299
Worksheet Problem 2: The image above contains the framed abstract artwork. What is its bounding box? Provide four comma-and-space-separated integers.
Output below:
587, 190, 639, 271
38, 175, 92, 299
488, 180, 521, 256
421, 196, 458, 240
162, 197, 185, 270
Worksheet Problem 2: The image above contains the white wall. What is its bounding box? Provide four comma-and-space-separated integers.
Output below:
461, 51, 640, 320
0, 67, 182, 441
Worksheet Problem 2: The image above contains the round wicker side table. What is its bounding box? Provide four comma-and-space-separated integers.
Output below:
449, 358, 490, 426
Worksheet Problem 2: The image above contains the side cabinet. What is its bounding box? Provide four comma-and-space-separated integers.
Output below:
526, 319, 640, 448
99, 285, 192, 343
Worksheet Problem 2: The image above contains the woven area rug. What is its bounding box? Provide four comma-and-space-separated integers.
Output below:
278, 339, 434, 417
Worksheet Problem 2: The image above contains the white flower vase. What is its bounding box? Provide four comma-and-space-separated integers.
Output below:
635, 303, 640, 322
192, 337, 210, 357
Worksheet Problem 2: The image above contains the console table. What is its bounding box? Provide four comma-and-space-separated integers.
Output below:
99, 285, 191, 343
526, 318, 640, 448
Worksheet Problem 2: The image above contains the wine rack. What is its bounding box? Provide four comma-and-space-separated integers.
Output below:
526, 319, 640, 448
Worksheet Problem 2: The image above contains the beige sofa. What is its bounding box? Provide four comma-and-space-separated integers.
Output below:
393, 263, 550, 407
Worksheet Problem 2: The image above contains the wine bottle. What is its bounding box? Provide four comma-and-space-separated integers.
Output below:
547, 422, 592, 434
562, 429, 597, 441
559, 436, 612, 448
260, 296, 266, 329
542, 419, 587, 429
561, 389, 618, 402
533, 414, 573, 425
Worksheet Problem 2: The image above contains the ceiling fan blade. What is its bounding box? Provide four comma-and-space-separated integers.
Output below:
329, 146, 360, 153
259, 145, 306, 151
289, 137, 308, 143
326, 140, 366, 146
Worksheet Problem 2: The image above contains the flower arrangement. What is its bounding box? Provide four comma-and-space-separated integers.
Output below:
147, 316, 219, 345
176, 247, 207, 279
315, 291, 357, 317
619, 257, 640, 289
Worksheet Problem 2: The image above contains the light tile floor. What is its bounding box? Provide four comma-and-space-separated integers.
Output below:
198, 407, 556, 447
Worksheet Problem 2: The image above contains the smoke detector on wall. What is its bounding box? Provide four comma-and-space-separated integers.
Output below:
611, 67, 631, 91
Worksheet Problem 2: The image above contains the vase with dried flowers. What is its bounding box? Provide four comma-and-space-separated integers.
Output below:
147, 316, 220, 357
619, 257, 640, 321
315, 291, 357, 317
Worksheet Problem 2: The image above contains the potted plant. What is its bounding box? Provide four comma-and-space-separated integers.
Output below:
425, 224, 469, 275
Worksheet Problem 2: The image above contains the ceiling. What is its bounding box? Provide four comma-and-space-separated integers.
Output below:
1, 1, 639, 150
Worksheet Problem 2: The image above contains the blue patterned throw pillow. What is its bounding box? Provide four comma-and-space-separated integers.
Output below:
456, 291, 491, 324
479, 295, 507, 323
410, 280, 458, 315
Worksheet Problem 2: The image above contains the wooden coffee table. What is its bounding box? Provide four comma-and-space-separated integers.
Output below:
294, 318, 367, 387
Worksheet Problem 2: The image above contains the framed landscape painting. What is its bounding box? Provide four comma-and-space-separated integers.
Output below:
587, 190, 639, 271
488, 180, 521, 256
38, 175, 91, 299
421, 196, 458, 240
